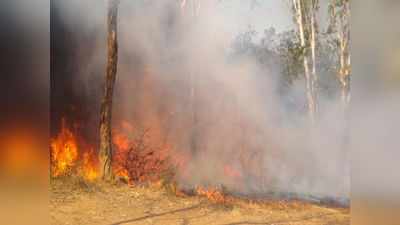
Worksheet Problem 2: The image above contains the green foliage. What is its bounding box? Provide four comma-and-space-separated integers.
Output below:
230, 25, 259, 56
231, 24, 343, 99
324, 0, 350, 85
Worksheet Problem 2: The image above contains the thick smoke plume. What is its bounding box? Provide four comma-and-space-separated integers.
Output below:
51, 0, 349, 198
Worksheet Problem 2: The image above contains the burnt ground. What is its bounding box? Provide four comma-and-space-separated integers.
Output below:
178, 186, 350, 209
50, 178, 350, 225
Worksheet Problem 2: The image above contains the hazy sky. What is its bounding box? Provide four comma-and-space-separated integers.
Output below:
214, 0, 329, 39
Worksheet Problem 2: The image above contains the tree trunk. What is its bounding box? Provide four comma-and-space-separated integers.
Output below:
296, 0, 315, 126
309, 4, 318, 116
345, 52, 350, 103
99, 0, 119, 181
339, 46, 346, 106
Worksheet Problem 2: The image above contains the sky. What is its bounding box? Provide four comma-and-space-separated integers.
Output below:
213, 0, 329, 40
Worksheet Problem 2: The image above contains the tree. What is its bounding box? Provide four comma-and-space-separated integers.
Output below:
282, 0, 319, 126
180, 0, 202, 159
231, 26, 307, 113
326, 0, 350, 172
326, 0, 350, 107
305, 0, 319, 115
99, 0, 119, 181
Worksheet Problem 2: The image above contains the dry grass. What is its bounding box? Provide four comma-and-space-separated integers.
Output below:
50, 177, 350, 225
51, 174, 102, 194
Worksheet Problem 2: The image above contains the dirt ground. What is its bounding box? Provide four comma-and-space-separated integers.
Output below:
50, 179, 350, 225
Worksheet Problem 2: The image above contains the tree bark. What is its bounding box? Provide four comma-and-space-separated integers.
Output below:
99, 0, 119, 181
332, 1, 350, 110
309, 2, 318, 116
295, 0, 315, 126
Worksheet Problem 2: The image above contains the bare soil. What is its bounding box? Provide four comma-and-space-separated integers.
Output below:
50, 179, 350, 225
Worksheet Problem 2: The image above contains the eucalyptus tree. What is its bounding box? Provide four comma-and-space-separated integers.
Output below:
282, 0, 320, 125
326, 0, 350, 106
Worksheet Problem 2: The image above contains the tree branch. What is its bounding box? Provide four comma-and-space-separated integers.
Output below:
196, 0, 202, 16
282, 0, 299, 22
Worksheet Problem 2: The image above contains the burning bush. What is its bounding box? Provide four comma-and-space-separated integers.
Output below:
112, 125, 174, 182
50, 118, 179, 184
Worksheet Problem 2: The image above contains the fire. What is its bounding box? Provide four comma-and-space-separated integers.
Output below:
108, 67, 188, 183
111, 120, 176, 182
219, 165, 241, 179
271, 200, 287, 209
249, 200, 259, 206
50, 116, 179, 183
195, 186, 228, 202
149, 180, 162, 188
50, 118, 79, 177
171, 183, 185, 196
49, 118, 294, 209
50, 118, 98, 180
120, 119, 133, 131
169, 184, 294, 209
81, 148, 98, 180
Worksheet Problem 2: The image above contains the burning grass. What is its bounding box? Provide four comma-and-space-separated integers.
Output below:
50, 118, 178, 184
166, 182, 349, 211
50, 178, 350, 225
50, 118, 349, 212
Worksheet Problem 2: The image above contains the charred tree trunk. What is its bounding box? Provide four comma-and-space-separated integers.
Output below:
99, 0, 119, 181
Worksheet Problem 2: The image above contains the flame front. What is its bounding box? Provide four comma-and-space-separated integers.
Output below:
50, 118, 98, 180
81, 147, 98, 180
195, 186, 227, 202
50, 118, 79, 177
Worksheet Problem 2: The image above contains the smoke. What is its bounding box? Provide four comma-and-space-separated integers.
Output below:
51, 0, 349, 198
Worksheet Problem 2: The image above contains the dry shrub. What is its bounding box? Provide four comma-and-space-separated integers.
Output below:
112, 127, 175, 182
159, 166, 177, 186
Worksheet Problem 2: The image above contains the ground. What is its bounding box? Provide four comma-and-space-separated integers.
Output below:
50, 178, 350, 225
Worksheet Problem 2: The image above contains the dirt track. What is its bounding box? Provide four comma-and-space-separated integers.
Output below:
50, 180, 350, 225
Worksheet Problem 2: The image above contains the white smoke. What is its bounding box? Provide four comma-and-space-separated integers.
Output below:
52, 0, 350, 198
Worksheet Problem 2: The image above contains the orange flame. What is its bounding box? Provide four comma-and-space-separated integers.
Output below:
219, 165, 241, 179
149, 180, 162, 188
50, 118, 79, 177
50, 118, 98, 180
81, 147, 98, 180
171, 183, 185, 196
111, 120, 176, 182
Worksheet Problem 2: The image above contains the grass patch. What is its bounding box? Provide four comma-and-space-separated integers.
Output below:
50, 173, 103, 196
